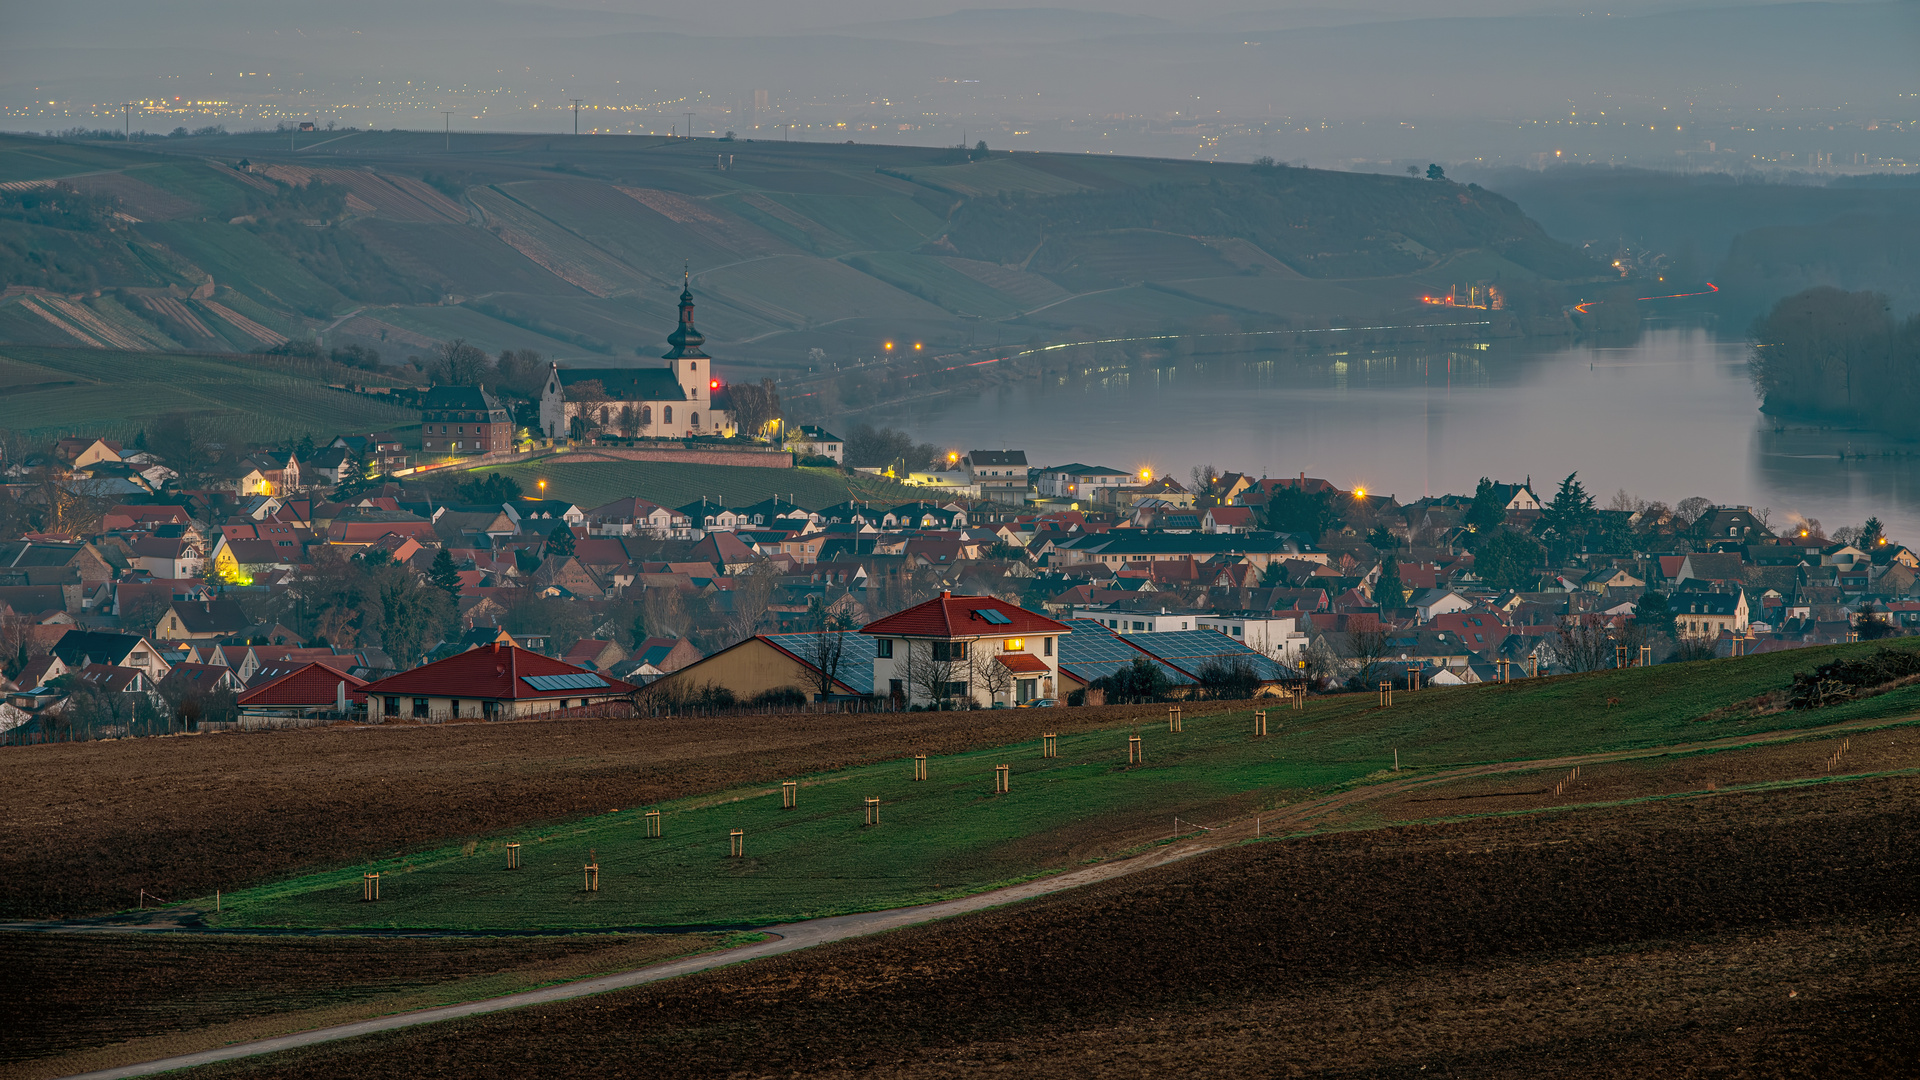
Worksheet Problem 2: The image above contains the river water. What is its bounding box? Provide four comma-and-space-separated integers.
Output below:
874, 323, 1920, 540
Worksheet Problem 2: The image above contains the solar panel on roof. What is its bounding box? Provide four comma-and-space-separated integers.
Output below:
977, 608, 1012, 625
522, 673, 609, 691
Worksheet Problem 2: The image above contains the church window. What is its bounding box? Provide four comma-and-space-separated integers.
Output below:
689, 361, 697, 373
641, 406, 652, 425
598, 408, 608, 425
691, 412, 700, 428
664, 406, 673, 424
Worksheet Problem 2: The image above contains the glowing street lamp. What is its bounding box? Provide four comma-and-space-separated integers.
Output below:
884, 341, 894, 352
1138, 467, 1153, 483
1354, 485, 1368, 499
913, 342, 923, 351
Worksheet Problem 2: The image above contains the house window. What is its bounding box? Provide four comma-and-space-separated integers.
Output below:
932, 641, 967, 661
1004, 638, 1025, 651
483, 700, 500, 720
945, 681, 968, 698
386, 696, 400, 716
1043, 636, 1052, 657
875, 639, 893, 658
412, 697, 430, 719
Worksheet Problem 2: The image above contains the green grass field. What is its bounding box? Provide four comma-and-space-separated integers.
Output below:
202, 643, 1920, 931
471, 460, 919, 511
0, 346, 420, 443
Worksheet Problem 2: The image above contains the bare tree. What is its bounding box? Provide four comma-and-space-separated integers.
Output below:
901, 638, 963, 708
1608, 488, 1645, 513
722, 561, 780, 644
1343, 627, 1396, 688
968, 644, 1015, 706
1190, 464, 1222, 507
431, 338, 492, 386
642, 586, 690, 640
795, 602, 856, 700
1674, 496, 1713, 526
730, 378, 783, 441
1555, 613, 1616, 673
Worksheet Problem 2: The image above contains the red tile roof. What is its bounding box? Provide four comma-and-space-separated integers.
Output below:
360, 643, 638, 699
861, 592, 1070, 639
994, 651, 1052, 674
239, 662, 369, 707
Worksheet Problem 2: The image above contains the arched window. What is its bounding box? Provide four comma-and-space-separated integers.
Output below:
641, 405, 652, 425
690, 412, 701, 428
597, 408, 608, 425
689, 361, 697, 373
664, 406, 673, 424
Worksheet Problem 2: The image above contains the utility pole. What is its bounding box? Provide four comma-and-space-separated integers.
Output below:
122, 103, 132, 140
572, 99, 582, 135
686, 111, 694, 140
442, 111, 452, 152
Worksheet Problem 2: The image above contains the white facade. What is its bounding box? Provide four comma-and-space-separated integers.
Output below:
1195, 615, 1309, 662
870, 632, 1062, 707
1069, 607, 1196, 633
1036, 464, 1131, 500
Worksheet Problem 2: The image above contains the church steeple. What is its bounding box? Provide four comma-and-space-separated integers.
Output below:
663, 270, 709, 360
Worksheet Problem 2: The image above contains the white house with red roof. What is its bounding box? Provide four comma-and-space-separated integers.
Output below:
360, 642, 639, 722
861, 591, 1070, 708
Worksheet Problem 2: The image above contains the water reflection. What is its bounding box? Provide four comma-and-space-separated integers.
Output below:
874, 325, 1920, 538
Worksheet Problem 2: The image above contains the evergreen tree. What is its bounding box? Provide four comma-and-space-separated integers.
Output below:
1476, 528, 1544, 590
1373, 556, 1404, 610
1464, 477, 1507, 533
1634, 590, 1675, 637
429, 548, 462, 598
1259, 561, 1286, 588
296, 433, 316, 461
1534, 472, 1596, 557
545, 521, 576, 558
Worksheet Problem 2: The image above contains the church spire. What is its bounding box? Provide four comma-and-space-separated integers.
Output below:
663, 268, 709, 360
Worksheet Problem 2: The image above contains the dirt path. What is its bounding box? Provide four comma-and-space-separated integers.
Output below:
46, 712, 1916, 1080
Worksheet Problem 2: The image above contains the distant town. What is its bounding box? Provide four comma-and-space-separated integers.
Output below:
4, 307, 1908, 741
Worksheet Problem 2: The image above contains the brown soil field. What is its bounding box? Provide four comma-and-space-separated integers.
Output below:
0, 702, 1223, 920
1339, 726, 1920, 830
186, 775, 1920, 1080
0, 930, 732, 1080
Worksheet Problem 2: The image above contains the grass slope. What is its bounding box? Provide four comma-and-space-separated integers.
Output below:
0, 346, 420, 443
206, 641, 1920, 931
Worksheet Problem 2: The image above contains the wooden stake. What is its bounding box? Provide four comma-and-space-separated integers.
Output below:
1393, 748, 1399, 771
994, 764, 1010, 793
864, 796, 880, 826
782, 780, 798, 809
1253, 709, 1267, 737
729, 829, 744, 858
646, 810, 662, 838
1128, 734, 1143, 764
1379, 682, 1393, 708
1167, 705, 1182, 733
583, 855, 599, 892
1042, 733, 1058, 758
362, 873, 380, 902
506, 841, 521, 869
913, 754, 928, 781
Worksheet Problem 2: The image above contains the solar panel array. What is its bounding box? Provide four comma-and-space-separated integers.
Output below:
1058, 622, 1195, 686
522, 673, 610, 692
1124, 630, 1298, 683
976, 608, 1012, 625
761, 632, 880, 695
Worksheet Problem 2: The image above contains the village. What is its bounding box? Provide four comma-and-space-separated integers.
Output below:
2, 403, 1911, 742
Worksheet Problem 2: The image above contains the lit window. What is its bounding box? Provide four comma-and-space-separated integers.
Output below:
1004, 638, 1024, 651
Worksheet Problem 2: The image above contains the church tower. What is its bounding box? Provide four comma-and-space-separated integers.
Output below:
663, 273, 711, 409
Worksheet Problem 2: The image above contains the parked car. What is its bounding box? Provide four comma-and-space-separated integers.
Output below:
1019, 698, 1059, 708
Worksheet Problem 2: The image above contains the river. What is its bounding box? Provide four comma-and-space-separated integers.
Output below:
872, 323, 1920, 540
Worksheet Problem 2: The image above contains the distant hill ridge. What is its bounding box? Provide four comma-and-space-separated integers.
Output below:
0, 132, 1600, 370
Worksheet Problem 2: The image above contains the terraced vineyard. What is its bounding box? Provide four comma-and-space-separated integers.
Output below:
0, 128, 1600, 381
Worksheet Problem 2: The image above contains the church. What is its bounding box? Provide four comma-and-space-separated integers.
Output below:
539, 279, 735, 441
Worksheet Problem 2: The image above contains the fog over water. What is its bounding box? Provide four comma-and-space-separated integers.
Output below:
874, 323, 1920, 540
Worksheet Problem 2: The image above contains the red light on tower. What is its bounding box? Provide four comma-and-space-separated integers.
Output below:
710, 379, 720, 390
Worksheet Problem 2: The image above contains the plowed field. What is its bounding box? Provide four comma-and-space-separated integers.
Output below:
186, 775, 1920, 1079
0, 702, 1228, 920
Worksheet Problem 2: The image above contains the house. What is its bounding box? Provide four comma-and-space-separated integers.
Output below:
155, 599, 253, 642
1055, 620, 1299, 698
55, 438, 124, 469
1409, 588, 1474, 624
420, 385, 513, 456
361, 642, 639, 721
622, 636, 703, 676
127, 536, 204, 579
1069, 606, 1201, 634
642, 631, 876, 700
1693, 506, 1776, 545
1195, 613, 1310, 662
788, 425, 844, 463
961, 450, 1029, 505
1035, 463, 1131, 501
52, 630, 172, 680
585, 497, 685, 538
1202, 507, 1257, 534
163, 662, 247, 696
562, 638, 628, 671
537, 280, 732, 440
1671, 591, 1750, 638
237, 662, 369, 728
862, 591, 1070, 707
